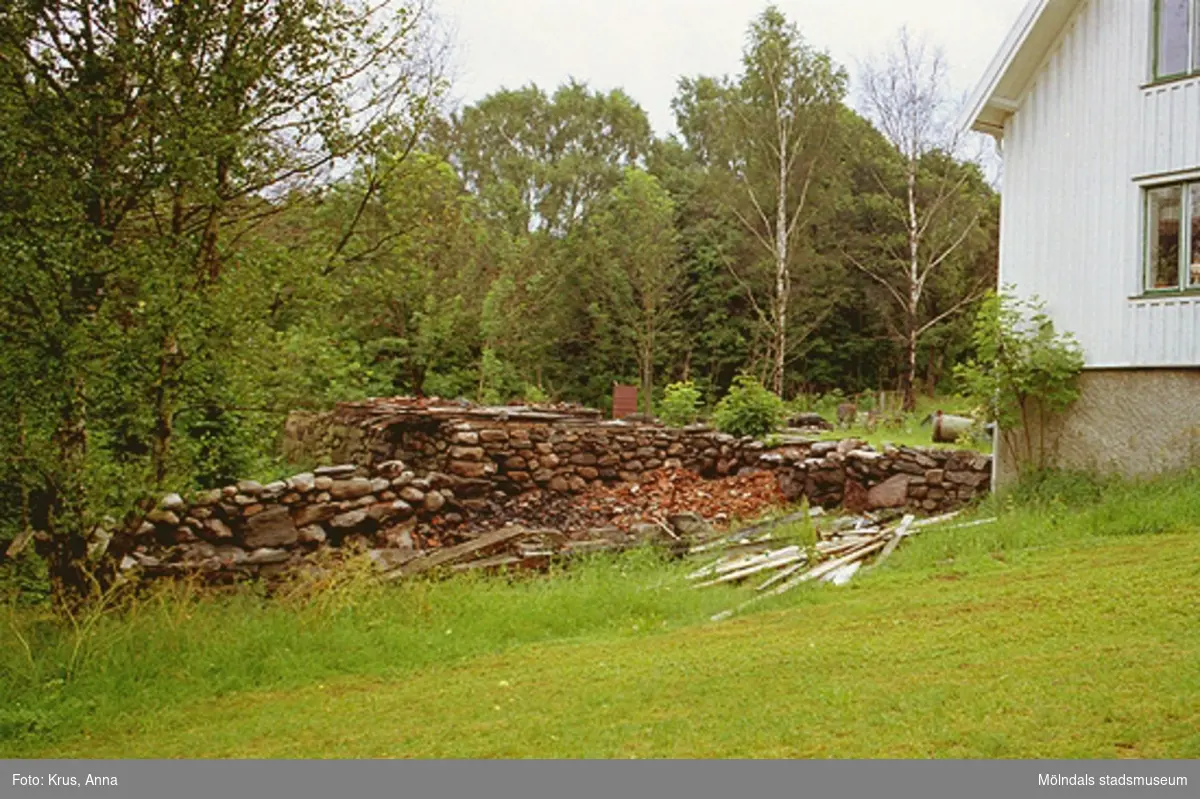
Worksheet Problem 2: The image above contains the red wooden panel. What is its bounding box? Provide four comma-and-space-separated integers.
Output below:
612, 385, 639, 419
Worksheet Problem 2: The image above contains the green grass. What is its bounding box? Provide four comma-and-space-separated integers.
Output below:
4, 470, 1200, 758
815, 422, 990, 453
801, 394, 992, 453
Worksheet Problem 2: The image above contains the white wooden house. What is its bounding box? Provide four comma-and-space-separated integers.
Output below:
965, 0, 1200, 478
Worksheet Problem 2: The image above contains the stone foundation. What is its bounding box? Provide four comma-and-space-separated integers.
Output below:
108, 398, 992, 581
284, 399, 992, 510
996, 368, 1200, 486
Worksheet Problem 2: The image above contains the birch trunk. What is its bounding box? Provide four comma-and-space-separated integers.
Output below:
903, 164, 921, 412
772, 123, 790, 397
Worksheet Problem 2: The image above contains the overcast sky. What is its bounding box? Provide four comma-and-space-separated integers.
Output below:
438, 0, 1030, 136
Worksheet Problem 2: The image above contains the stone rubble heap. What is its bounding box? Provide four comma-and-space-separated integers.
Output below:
284, 398, 992, 511
114, 398, 991, 582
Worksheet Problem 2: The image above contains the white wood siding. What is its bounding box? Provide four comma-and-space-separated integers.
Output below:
1000, 0, 1200, 367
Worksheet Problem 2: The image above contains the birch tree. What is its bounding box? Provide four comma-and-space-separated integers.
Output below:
853, 28, 995, 410
673, 7, 846, 396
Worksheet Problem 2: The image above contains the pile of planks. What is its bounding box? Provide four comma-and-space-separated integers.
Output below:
693, 511, 991, 622
375, 524, 630, 581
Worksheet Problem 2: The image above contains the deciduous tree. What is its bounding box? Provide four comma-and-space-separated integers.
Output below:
852, 28, 996, 410
673, 7, 846, 396
581, 169, 681, 414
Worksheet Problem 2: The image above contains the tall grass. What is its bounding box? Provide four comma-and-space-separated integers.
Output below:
884, 468, 1200, 572
0, 547, 756, 751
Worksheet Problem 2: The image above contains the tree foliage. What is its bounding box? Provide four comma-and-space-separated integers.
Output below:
0, 3, 1002, 602
579, 168, 681, 415
0, 0, 444, 599
672, 7, 848, 395
851, 28, 997, 411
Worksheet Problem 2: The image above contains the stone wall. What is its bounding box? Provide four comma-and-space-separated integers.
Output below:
283, 399, 992, 510
122, 462, 437, 579
114, 399, 992, 581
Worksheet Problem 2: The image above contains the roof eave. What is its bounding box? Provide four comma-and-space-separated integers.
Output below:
960, 0, 1086, 139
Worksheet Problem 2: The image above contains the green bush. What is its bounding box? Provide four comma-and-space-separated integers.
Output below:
954, 289, 1084, 474
659, 381, 703, 427
522, 384, 549, 405
712, 375, 784, 438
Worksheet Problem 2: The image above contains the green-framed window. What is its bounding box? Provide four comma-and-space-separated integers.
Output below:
1153, 0, 1200, 81
1145, 182, 1200, 292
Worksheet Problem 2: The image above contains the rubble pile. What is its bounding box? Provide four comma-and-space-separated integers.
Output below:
574, 469, 784, 531
98, 397, 992, 583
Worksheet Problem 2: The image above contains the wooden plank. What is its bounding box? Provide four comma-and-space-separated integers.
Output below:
693, 551, 805, 589
686, 556, 729, 580
755, 559, 809, 591
389, 526, 531, 579
941, 517, 998, 532
655, 518, 680, 541
909, 511, 963, 529
711, 512, 989, 621
688, 509, 816, 554
817, 535, 880, 554
690, 547, 796, 580
825, 561, 862, 586
711, 539, 886, 622
859, 514, 915, 574
714, 546, 799, 571
691, 536, 776, 557
798, 539, 887, 584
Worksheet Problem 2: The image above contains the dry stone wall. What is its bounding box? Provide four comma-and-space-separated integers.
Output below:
286, 399, 992, 514
117, 399, 991, 581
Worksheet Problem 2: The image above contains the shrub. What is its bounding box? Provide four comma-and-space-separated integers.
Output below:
659, 381, 703, 427
522, 384, 549, 405
712, 375, 785, 438
954, 290, 1084, 474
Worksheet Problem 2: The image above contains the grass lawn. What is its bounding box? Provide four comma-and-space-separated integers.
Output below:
806, 395, 992, 453
4, 472, 1200, 758
813, 423, 990, 453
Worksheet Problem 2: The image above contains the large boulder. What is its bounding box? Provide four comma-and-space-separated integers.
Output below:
867, 474, 910, 509
843, 479, 869, 514
788, 412, 832, 430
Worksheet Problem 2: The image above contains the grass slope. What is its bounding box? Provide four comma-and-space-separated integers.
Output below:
4, 472, 1200, 758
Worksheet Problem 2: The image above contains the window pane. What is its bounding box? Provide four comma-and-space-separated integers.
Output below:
1147, 186, 1182, 290
1158, 0, 1190, 77
1191, 185, 1200, 287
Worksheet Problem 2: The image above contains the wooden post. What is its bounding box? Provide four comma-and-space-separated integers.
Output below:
612, 384, 638, 419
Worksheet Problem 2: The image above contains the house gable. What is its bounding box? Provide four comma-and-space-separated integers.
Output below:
962, 0, 1087, 137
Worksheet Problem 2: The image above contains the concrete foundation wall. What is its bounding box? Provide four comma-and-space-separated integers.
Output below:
996, 369, 1200, 486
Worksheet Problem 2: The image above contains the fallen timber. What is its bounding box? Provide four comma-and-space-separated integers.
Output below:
366, 503, 993, 596
706, 511, 991, 622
